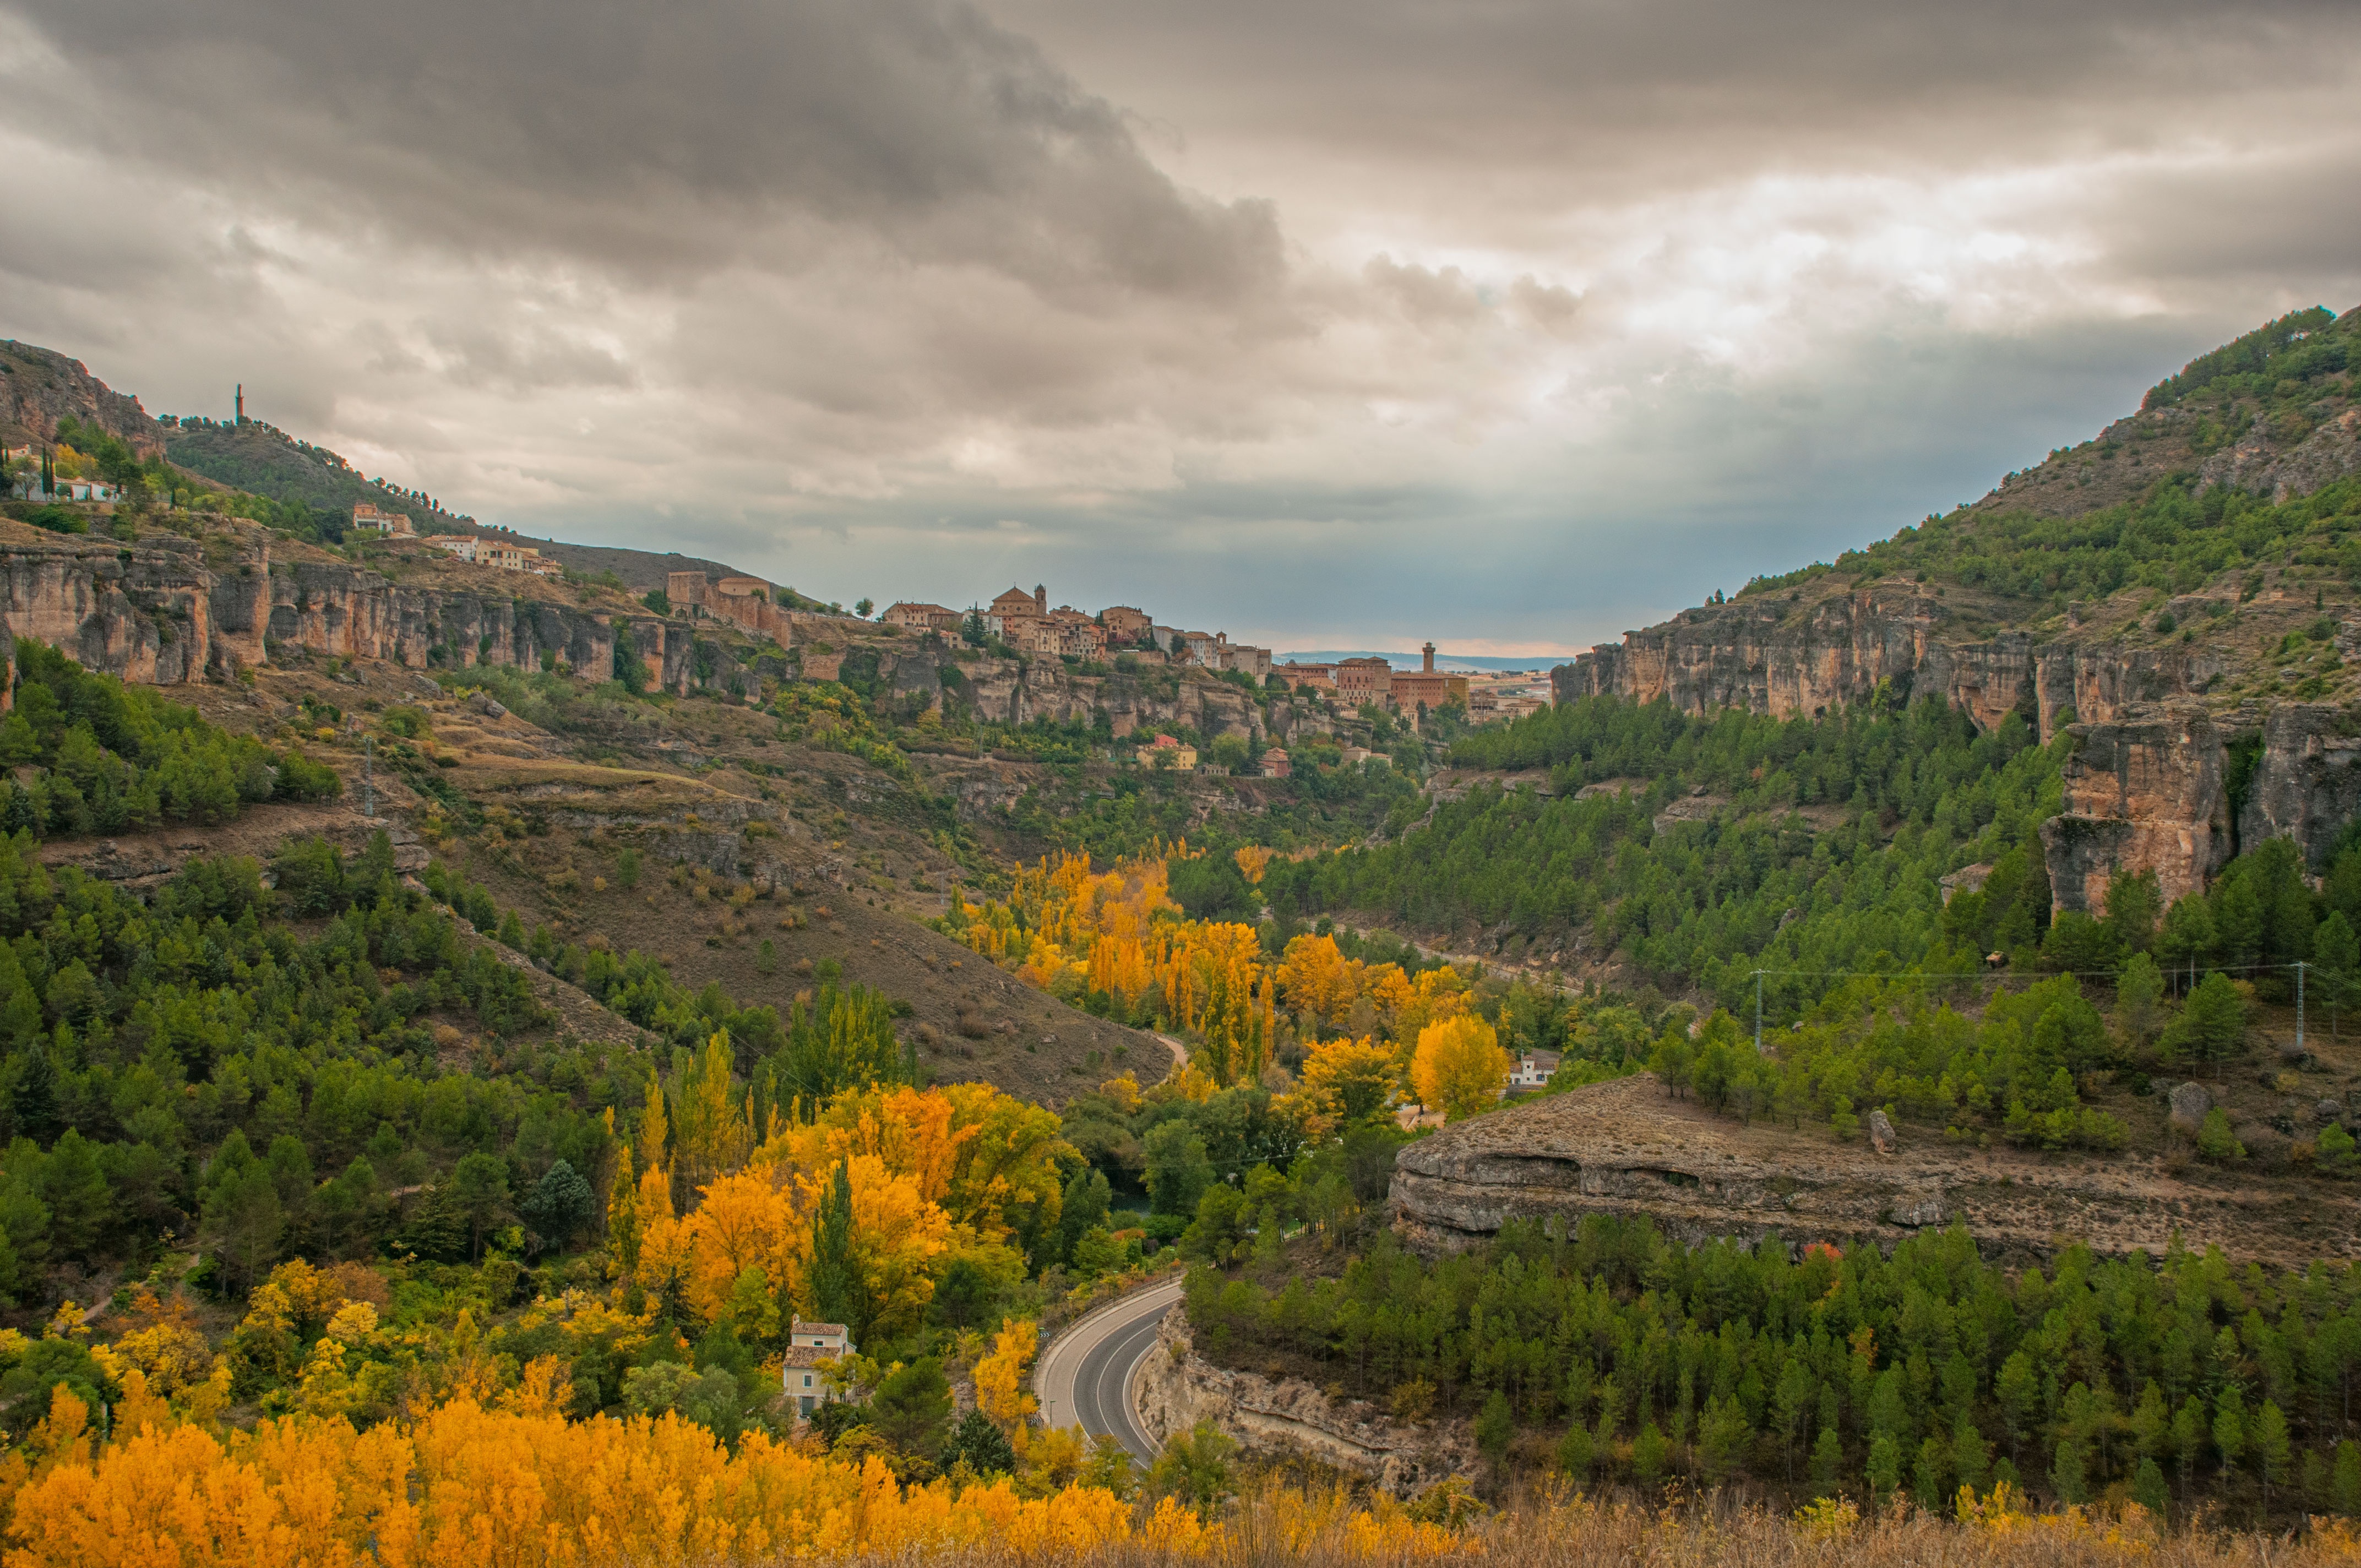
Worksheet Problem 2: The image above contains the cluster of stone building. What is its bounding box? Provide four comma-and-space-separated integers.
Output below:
880, 585, 1276, 679
353, 504, 567, 577
1272, 645, 1471, 714
878, 585, 1554, 728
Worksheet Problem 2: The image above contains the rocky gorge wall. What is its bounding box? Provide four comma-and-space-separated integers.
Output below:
1555, 584, 2229, 741
0, 530, 1315, 765
0, 530, 704, 703
1555, 582, 2361, 916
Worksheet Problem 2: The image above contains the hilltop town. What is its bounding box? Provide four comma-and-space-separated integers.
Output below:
886, 587, 1551, 754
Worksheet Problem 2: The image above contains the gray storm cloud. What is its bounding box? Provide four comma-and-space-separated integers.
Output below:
1, 0, 2358, 651
8, 0, 1284, 303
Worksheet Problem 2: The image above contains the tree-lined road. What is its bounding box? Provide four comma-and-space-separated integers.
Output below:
1033, 1276, 1184, 1466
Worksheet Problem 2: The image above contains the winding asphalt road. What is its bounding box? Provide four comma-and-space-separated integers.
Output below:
1033, 1276, 1184, 1466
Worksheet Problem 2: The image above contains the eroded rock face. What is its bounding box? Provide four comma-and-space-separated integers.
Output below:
1554, 586, 2233, 745
2040, 700, 2361, 915
1135, 1306, 1472, 1497
0, 531, 705, 704
1552, 573, 2361, 914
1390, 1073, 2361, 1265
2240, 703, 2361, 872
2041, 706, 2235, 914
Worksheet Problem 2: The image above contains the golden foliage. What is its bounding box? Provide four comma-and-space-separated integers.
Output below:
1411, 1014, 1510, 1123
3, 1387, 1161, 1567
619, 1080, 1068, 1346
10, 1382, 2337, 1568
973, 1319, 1039, 1431
1297, 1036, 1401, 1128
89, 1290, 211, 1399
955, 851, 1472, 1093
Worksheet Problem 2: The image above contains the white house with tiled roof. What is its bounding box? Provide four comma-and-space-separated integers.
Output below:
782, 1320, 853, 1418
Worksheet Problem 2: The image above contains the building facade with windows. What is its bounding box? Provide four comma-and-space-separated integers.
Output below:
782, 1320, 853, 1418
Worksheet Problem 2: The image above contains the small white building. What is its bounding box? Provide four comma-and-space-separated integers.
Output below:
782, 1320, 853, 1418
59, 477, 117, 503
1506, 1051, 1560, 1091
427, 536, 480, 563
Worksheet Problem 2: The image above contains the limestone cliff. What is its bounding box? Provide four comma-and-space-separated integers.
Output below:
1391, 1073, 2361, 1266
1556, 582, 2229, 741
0, 525, 703, 702
0, 524, 1300, 771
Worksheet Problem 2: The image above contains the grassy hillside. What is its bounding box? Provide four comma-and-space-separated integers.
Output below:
1747, 305, 2361, 608
162, 418, 470, 540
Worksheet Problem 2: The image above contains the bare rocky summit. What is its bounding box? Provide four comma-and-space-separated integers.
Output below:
1391, 1072, 2361, 1266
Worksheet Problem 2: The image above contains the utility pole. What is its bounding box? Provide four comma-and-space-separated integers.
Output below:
1753, 969, 1764, 1054
2296, 960, 2306, 1056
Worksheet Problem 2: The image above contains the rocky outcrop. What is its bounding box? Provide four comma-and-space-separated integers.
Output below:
1, 341, 165, 454
1557, 585, 2231, 744
2201, 405, 2361, 507
1135, 1306, 1472, 1496
1389, 1072, 2361, 1265
2239, 703, 2361, 872
2041, 706, 2238, 914
263, 558, 699, 691
1551, 574, 2361, 914
0, 533, 251, 689
2041, 699, 2361, 916
0, 529, 706, 703
0, 526, 1297, 771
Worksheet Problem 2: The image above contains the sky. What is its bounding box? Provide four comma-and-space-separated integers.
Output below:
3, 1, 2358, 658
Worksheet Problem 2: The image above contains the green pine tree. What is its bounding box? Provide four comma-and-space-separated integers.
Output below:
807, 1158, 862, 1336
2132, 1456, 2169, 1517
1810, 1427, 1844, 1499
2333, 1439, 2361, 1515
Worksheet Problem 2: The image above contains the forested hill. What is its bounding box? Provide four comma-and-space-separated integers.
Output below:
1743, 304, 2361, 607
162, 418, 476, 539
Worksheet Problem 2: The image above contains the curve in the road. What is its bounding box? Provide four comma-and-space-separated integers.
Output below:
1033, 1276, 1183, 1467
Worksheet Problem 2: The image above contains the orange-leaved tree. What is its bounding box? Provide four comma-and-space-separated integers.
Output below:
1411, 1015, 1510, 1123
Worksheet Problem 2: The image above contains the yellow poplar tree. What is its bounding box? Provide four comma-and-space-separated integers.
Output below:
1412, 1015, 1510, 1123
1300, 1036, 1401, 1127
975, 1319, 1040, 1433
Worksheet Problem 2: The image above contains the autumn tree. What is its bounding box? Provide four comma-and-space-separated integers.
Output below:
1412, 1015, 1510, 1123
1277, 934, 1356, 1039
1298, 1036, 1400, 1128
974, 1318, 1040, 1433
